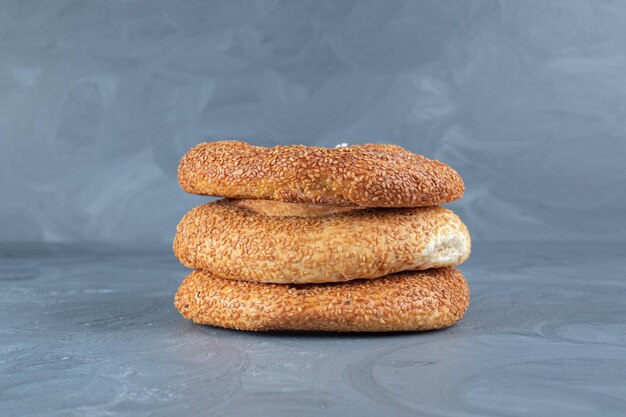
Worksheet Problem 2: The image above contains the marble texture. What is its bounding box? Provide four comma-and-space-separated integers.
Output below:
2, 3, 625, 416
1, 0, 626, 244
1, 242, 625, 417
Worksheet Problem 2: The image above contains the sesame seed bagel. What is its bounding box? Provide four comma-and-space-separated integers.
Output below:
173, 199, 471, 284
178, 141, 464, 207
174, 267, 470, 332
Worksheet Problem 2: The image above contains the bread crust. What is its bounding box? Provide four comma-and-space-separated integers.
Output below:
227, 198, 366, 217
177, 141, 464, 207
174, 267, 470, 332
173, 199, 471, 284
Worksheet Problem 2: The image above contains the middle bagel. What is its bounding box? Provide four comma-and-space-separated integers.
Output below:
173, 199, 471, 284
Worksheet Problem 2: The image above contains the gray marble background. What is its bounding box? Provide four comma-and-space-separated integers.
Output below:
2, 0, 625, 245
3, 2, 626, 416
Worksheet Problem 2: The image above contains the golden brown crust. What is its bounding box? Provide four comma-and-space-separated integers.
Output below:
174, 267, 470, 332
173, 199, 471, 284
177, 141, 464, 207
227, 198, 365, 217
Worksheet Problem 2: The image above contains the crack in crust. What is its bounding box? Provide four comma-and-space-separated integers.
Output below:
178, 141, 464, 207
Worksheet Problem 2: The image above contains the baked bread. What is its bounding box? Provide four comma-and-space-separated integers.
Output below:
178, 141, 464, 207
174, 267, 469, 332
173, 199, 471, 284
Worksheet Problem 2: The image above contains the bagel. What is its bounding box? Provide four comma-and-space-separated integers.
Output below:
174, 267, 469, 332
173, 199, 471, 284
177, 141, 464, 207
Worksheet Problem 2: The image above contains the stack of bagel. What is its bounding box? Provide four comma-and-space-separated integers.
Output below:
173, 141, 471, 332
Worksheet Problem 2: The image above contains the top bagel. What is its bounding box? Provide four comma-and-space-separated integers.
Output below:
178, 141, 464, 207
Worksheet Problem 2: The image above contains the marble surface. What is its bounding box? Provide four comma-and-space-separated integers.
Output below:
2, 242, 625, 416
3, 3, 624, 415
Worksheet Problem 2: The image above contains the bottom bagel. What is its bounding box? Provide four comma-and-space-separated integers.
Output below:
174, 267, 469, 332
